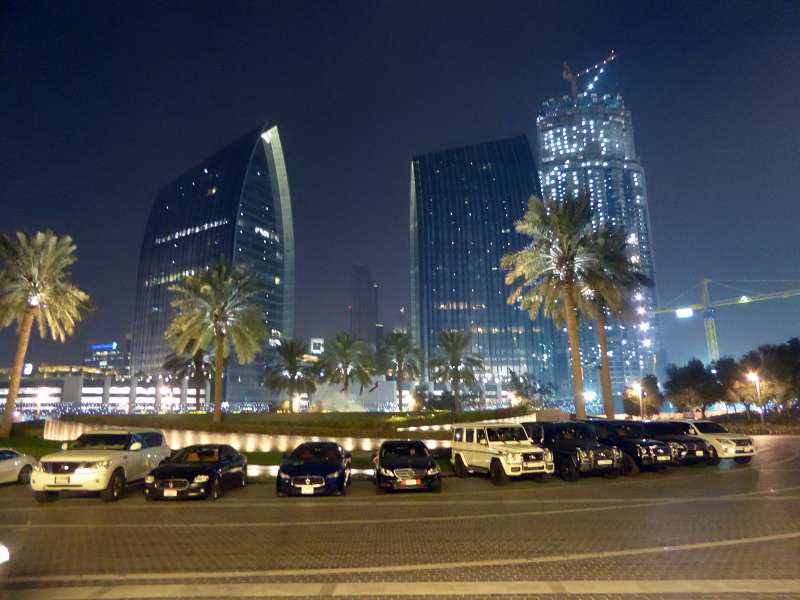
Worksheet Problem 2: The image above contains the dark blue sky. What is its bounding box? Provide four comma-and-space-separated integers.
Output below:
1, 1, 799, 369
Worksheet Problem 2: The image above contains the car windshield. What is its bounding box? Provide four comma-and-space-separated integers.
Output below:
381, 443, 428, 458
555, 424, 597, 441
173, 448, 220, 463
612, 423, 647, 438
290, 444, 341, 462
69, 434, 131, 450
486, 427, 528, 442
646, 422, 691, 435
695, 422, 729, 434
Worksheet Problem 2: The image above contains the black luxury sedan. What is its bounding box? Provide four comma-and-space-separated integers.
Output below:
144, 444, 247, 501
276, 442, 351, 497
643, 421, 711, 465
373, 440, 442, 492
588, 420, 672, 475
522, 421, 622, 481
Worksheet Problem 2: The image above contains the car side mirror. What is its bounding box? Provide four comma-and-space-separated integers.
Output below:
61, 442, 69, 451
129, 441, 142, 452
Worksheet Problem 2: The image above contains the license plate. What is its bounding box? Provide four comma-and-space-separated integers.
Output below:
300, 485, 314, 495
657, 455, 670, 461
402, 479, 419, 486
597, 459, 612, 465
524, 462, 543, 468
742, 448, 752, 453
695, 450, 704, 456
163, 489, 178, 497
54, 476, 69, 485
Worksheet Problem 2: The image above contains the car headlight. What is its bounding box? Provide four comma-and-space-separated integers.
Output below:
33, 463, 44, 472
577, 449, 589, 462
278, 471, 290, 480
506, 453, 521, 464
74, 460, 113, 474
544, 449, 553, 462
326, 471, 341, 478
719, 438, 736, 448
613, 447, 622, 458
426, 465, 440, 476
144, 475, 155, 484
193, 474, 210, 483
379, 467, 394, 477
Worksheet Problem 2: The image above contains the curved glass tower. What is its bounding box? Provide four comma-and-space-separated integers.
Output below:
131, 124, 294, 406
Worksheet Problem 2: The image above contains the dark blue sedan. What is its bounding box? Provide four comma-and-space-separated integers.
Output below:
276, 442, 351, 497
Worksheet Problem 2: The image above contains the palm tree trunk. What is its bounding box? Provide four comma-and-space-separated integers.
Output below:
452, 375, 460, 416
595, 312, 614, 419
195, 379, 202, 412
0, 307, 35, 438
213, 334, 225, 423
397, 370, 404, 413
563, 293, 585, 419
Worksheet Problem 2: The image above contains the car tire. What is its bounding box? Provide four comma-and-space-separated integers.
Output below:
239, 472, 247, 488
489, 459, 509, 486
559, 459, 579, 482
33, 491, 58, 503
101, 469, 126, 502
453, 454, 468, 478
707, 447, 721, 466
734, 456, 752, 464
620, 455, 640, 476
276, 486, 287, 497
207, 477, 221, 501
17, 465, 32, 485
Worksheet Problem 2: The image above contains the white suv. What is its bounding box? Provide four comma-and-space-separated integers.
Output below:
450, 422, 555, 485
31, 429, 171, 502
669, 420, 757, 465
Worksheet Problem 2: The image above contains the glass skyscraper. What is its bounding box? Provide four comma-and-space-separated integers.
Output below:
131, 124, 294, 405
410, 137, 562, 392
536, 93, 659, 407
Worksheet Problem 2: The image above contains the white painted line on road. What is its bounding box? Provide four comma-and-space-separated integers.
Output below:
4, 530, 800, 585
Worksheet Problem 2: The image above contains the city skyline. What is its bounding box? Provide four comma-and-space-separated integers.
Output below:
2, 2, 799, 371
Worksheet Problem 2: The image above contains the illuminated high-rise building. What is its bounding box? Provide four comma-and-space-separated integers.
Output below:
536, 87, 659, 406
131, 124, 294, 405
410, 136, 563, 390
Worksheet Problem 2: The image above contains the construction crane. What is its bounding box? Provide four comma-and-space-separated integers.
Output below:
562, 50, 617, 98
651, 279, 800, 363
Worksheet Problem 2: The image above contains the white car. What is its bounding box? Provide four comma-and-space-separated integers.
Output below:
0, 448, 37, 484
669, 420, 757, 465
450, 422, 555, 485
31, 429, 171, 502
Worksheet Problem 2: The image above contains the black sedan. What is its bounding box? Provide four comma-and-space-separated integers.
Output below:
643, 421, 711, 464
144, 444, 247, 501
373, 440, 442, 492
276, 442, 351, 497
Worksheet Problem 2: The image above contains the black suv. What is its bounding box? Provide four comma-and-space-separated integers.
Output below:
642, 421, 711, 465
523, 421, 622, 481
588, 420, 672, 475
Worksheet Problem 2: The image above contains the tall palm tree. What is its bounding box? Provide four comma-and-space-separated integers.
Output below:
501, 194, 597, 419
582, 224, 653, 418
162, 345, 216, 409
428, 330, 483, 416
0, 231, 91, 437
318, 332, 374, 396
379, 330, 419, 412
262, 338, 316, 412
165, 263, 267, 423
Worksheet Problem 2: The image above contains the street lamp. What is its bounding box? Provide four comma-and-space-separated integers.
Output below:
746, 371, 763, 424
632, 381, 643, 419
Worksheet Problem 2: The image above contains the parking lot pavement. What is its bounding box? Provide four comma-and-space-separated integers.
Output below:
0, 435, 798, 599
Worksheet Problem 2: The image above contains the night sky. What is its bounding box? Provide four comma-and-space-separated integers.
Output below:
2, 1, 799, 370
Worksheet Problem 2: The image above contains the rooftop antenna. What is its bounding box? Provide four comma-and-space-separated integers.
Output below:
562, 50, 617, 98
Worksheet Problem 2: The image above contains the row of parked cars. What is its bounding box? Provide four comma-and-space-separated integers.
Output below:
0, 418, 756, 502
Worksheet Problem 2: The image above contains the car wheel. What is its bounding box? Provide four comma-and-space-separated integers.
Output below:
489, 459, 509, 486
276, 485, 286, 497
33, 491, 58, 503
453, 454, 468, 478
707, 447, 721, 466
239, 472, 247, 488
101, 469, 125, 502
734, 456, 752, 464
620, 454, 640, 476
207, 477, 221, 501
17, 465, 32, 485
559, 459, 579, 482
339, 481, 347, 496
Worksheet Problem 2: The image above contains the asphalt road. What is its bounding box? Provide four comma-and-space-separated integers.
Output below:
0, 435, 799, 600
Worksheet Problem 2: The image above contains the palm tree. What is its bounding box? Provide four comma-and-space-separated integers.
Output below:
428, 330, 483, 416
165, 263, 267, 423
262, 338, 316, 412
582, 224, 653, 418
0, 231, 91, 437
378, 330, 419, 412
162, 345, 216, 410
318, 332, 374, 397
501, 194, 597, 419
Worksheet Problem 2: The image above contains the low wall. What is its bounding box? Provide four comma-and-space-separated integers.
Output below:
43, 419, 451, 453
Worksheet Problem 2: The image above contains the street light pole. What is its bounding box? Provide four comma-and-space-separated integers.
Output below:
746, 371, 763, 424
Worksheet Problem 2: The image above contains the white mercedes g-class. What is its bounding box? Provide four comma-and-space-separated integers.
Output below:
450, 422, 555, 485
31, 428, 171, 502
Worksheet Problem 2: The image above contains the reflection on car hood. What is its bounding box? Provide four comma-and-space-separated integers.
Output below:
491, 441, 538, 453
703, 432, 749, 440
553, 439, 609, 452
39, 449, 127, 462
648, 434, 706, 445
151, 463, 219, 478
379, 456, 435, 470
279, 460, 342, 476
